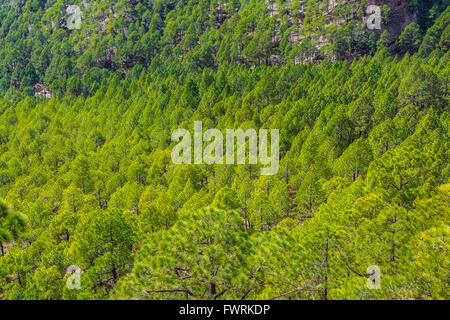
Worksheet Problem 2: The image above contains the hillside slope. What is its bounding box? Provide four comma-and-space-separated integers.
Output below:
0, 1, 448, 300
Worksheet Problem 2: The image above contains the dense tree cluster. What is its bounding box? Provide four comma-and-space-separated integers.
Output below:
0, 0, 447, 101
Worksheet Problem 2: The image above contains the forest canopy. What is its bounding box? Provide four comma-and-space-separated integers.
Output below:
0, 0, 448, 300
